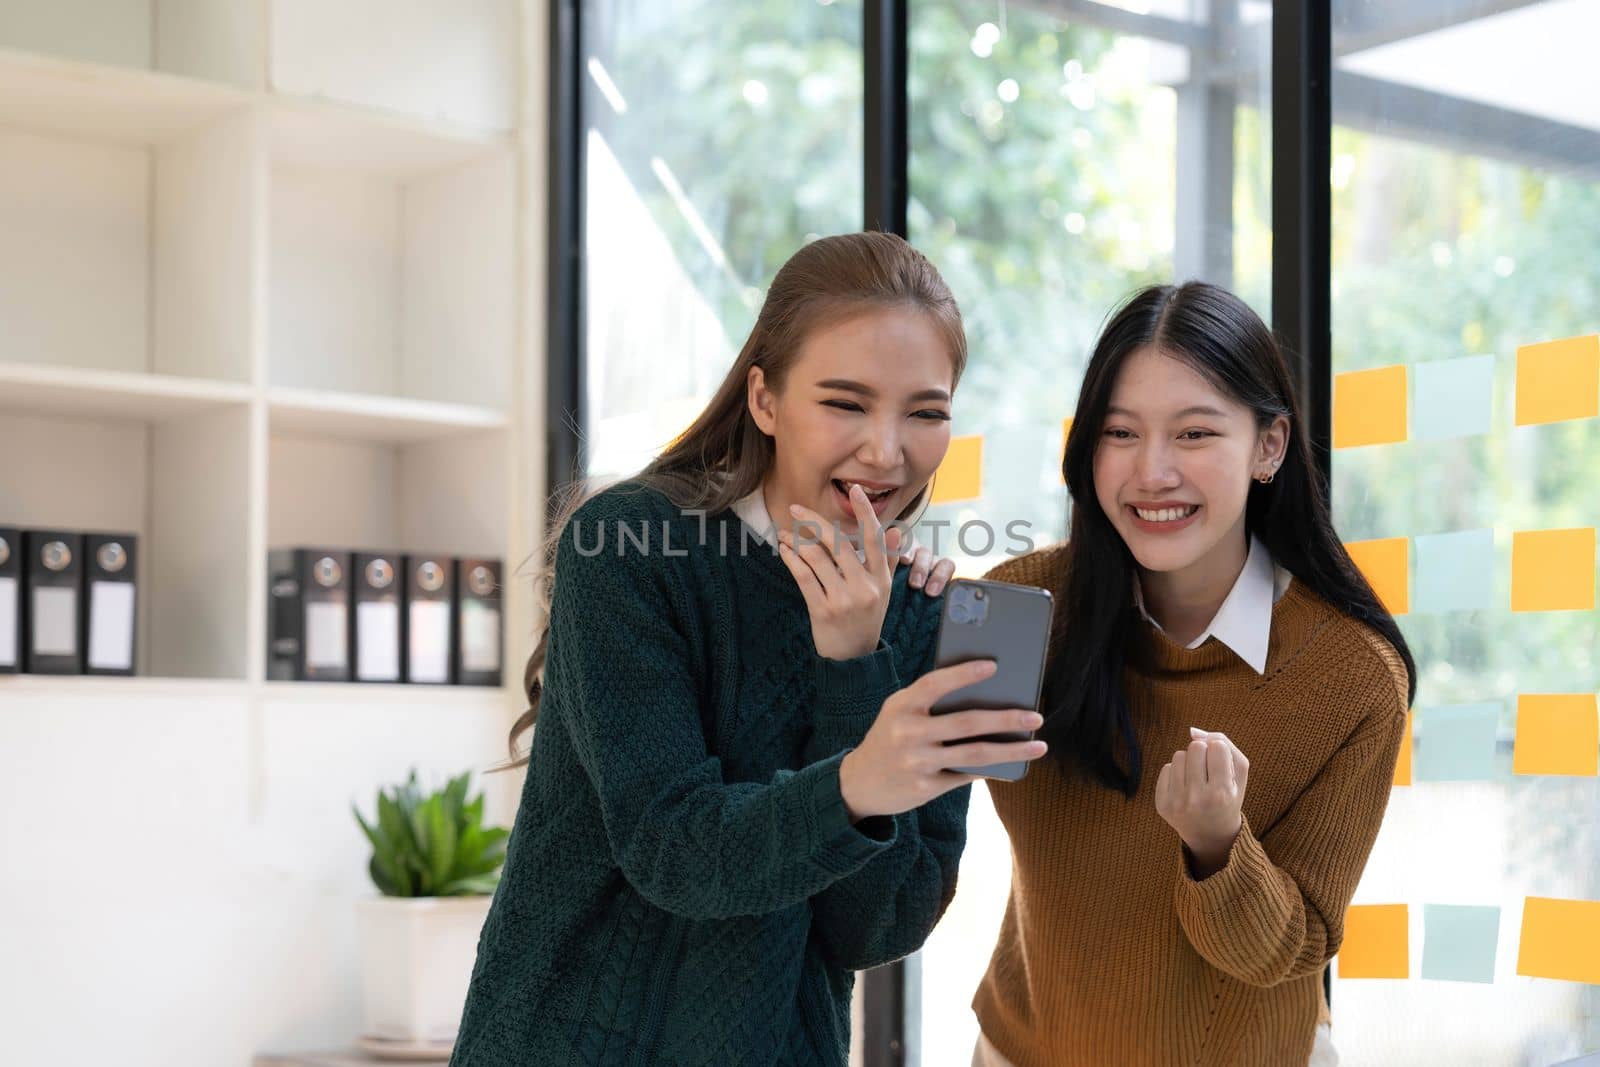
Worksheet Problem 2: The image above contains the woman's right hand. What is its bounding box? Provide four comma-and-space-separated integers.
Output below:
838, 659, 1048, 821
777, 483, 904, 661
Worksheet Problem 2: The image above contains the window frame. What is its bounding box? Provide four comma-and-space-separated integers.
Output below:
541, 1, 1596, 1062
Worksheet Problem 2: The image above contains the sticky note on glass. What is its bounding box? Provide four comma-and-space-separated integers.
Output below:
1415, 355, 1495, 441
1346, 537, 1409, 615
1415, 703, 1500, 782
931, 434, 983, 504
1517, 897, 1600, 983
1334, 365, 1408, 448
1393, 709, 1413, 787
1511, 527, 1596, 612
1515, 334, 1599, 426
1414, 529, 1495, 613
1513, 694, 1599, 777
1060, 418, 1074, 485
1421, 904, 1500, 983
1339, 903, 1409, 978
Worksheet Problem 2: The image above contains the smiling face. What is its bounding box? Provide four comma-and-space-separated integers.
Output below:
1092, 344, 1288, 587
747, 304, 955, 532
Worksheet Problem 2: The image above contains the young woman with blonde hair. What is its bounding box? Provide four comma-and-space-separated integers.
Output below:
451, 232, 1048, 1066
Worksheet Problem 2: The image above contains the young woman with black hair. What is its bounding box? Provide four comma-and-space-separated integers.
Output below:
970, 282, 1416, 1067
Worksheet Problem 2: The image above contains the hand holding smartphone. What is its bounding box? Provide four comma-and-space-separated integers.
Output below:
929, 578, 1054, 781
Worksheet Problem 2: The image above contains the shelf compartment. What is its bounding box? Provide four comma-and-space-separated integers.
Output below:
0, 403, 251, 680
267, 424, 509, 562
267, 0, 517, 133
0, 106, 257, 382
268, 151, 516, 411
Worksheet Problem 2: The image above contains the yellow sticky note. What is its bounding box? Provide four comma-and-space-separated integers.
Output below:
1346, 537, 1410, 615
1334, 365, 1408, 448
1515, 334, 1600, 426
1060, 418, 1074, 485
1513, 694, 1599, 777
1393, 709, 1413, 787
1511, 528, 1597, 612
1339, 903, 1409, 979
1517, 897, 1600, 983
931, 434, 983, 504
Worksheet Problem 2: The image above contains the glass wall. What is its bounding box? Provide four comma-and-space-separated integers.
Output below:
1329, 2, 1600, 1062
566, 2, 1600, 1061
581, 0, 863, 480
905, 0, 1271, 579
906, 1, 1272, 1059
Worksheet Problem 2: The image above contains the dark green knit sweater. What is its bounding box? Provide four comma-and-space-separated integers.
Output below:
450, 483, 963, 1066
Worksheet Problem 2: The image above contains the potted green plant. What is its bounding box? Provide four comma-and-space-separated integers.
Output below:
352, 769, 509, 1056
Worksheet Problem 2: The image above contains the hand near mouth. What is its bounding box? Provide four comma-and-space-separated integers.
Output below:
776, 483, 904, 660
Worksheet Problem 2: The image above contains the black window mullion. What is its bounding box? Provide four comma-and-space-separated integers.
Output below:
1271, 0, 1334, 502
863, 2, 912, 1064
547, 0, 586, 504
864, 0, 909, 238
1271, 0, 1335, 1007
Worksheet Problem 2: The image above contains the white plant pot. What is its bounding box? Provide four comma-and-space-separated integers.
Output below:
356, 895, 492, 1044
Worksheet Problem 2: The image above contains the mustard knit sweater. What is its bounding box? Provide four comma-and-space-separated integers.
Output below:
972, 543, 1409, 1067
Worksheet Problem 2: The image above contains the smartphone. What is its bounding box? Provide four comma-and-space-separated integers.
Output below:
929, 578, 1054, 782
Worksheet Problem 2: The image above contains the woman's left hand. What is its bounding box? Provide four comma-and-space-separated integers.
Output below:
1155, 727, 1249, 876
899, 544, 955, 597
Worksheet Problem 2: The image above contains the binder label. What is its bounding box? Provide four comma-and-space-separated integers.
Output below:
409, 600, 450, 683
305, 601, 348, 670
357, 601, 400, 681
32, 586, 78, 656
87, 580, 136, 671
0, 577, 15, 667
461, 600, 501, 673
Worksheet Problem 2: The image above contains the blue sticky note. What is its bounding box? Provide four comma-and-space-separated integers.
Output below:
1414, 355, 1495, 441
1415, 703, 1500, 782
1414, 529, 1495, 613
1421, 904, 1500, 983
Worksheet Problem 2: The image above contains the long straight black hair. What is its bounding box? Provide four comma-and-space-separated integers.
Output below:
1039, 282, 1418, 797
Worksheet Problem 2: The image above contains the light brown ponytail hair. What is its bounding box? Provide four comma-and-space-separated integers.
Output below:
496, 232, 967, 769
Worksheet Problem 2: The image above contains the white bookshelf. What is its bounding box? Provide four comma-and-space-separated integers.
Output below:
267, 141, 516, 407
0, 5, 540, 1065
267, 386, 508, 443
266, 428, 510, 563
261, 679, 514, 707
0, 46, 251, 144
269, 95, 511, 178
0, 0, 533, 697
0, 362, 252, 420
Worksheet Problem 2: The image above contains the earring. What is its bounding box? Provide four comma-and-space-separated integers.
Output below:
1256, 469, 1276, 484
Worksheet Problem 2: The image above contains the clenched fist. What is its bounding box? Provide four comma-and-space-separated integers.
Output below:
1154, 727, 1249, 879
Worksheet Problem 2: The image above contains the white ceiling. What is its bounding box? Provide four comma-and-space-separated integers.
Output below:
1337, 0, 1600, 132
